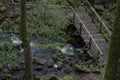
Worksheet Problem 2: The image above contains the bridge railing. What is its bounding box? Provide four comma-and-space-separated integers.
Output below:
83, 0, 112, 42
64, 6, 104, 62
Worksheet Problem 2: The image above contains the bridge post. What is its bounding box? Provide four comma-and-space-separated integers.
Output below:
79, 23, 82, 34
88, 38, 92, 49
99, 22, 102, 33
73, 13, 75, 24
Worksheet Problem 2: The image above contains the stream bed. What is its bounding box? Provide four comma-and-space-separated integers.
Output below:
0, 29, 101, 80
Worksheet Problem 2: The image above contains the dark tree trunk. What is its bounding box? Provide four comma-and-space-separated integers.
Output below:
20, 0, 32, 80
104, 0, 120, 80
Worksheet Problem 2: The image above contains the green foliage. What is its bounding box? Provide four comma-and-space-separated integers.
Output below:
0, 41, 18, 64
0, 0, 70, 47
27, 0, 70, 46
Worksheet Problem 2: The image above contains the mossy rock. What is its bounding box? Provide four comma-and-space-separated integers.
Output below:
34, 75, 59, 80
48, 58, 55, 67
33, 58, 45, 65
39, 58, 47, 65
52, 54, 58, 61
56, 61, 63, 69
94, 5, 105, 12
0, 64, 3, 71
64, 66, 72, 73
1, 74, 14, 80
34, 75, 41, 80
64, 56, 71, 63
20, 59, 25, 64
35, 66, 43, 71
11, 63, 19, 71
62, 75, 77, 80
0, 6, 7, 13
74, 64, 91, 73
74, 64, 101, 73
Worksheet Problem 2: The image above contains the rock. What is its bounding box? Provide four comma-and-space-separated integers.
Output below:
0, 64, 3, 71
48, 59, 55, 67
35, 66, 43, 71
56, 61, 63, 69
64, 66, 72, 73
1, 74, 14, 80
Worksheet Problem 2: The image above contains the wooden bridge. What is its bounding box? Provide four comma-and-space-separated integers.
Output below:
64, 0, 111, 65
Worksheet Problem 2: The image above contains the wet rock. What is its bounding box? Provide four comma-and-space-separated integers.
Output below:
48, 59, 55, 67
56, 61, 63, 69
35, 66, 43, 71
64, 66, 72, 73
1, 74, 14, 80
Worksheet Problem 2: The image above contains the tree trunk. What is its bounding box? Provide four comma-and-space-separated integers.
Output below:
20, 0, 32, 80
104, 0, 120, 80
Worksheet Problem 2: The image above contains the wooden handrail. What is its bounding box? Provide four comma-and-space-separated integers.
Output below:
84, 0, 112, 35
65, 6, 103, 56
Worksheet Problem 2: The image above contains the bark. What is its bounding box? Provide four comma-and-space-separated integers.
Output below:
20, 0, 32, 80
104, 0, 120, 80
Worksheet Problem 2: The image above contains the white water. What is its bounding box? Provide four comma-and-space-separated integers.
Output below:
57, 44, 84, 55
